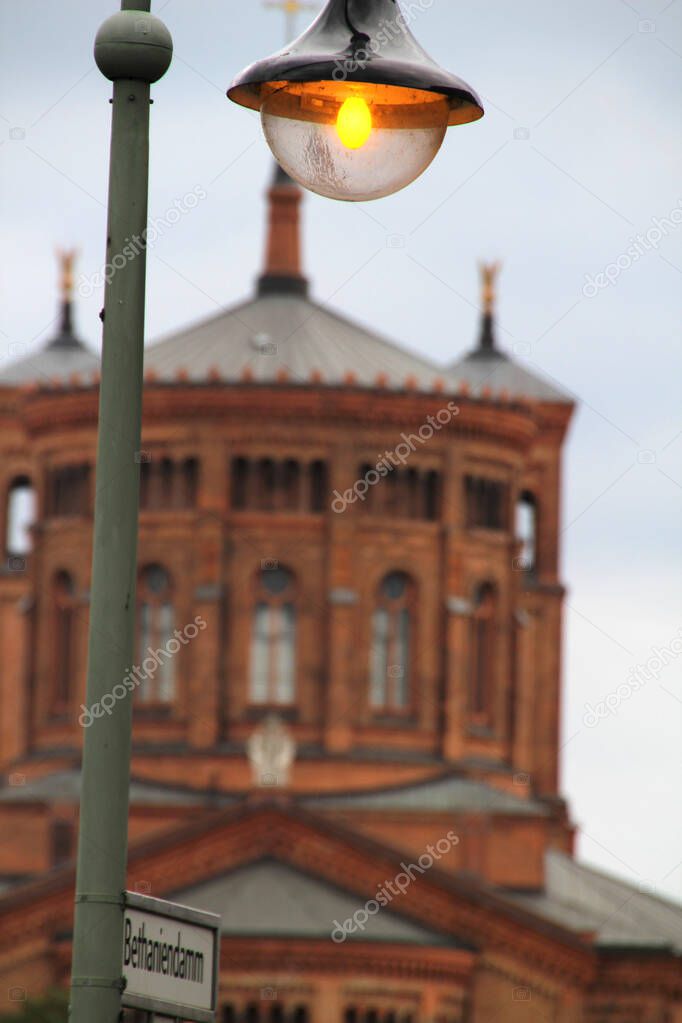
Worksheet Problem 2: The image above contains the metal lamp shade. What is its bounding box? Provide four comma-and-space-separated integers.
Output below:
228, 0, 484, 127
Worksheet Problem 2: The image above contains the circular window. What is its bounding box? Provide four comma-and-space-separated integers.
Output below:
381, 572, 409, 600
261, 566, 294, 595
144, 564, 170, 594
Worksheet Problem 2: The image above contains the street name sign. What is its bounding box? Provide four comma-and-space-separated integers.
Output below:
121, 891, 220, 1022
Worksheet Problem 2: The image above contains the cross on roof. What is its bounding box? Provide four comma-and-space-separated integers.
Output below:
265, 0, 318, 43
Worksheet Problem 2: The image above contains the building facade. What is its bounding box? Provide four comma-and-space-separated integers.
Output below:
0, 169, 680, 1022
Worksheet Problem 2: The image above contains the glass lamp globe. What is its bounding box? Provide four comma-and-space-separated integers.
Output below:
228, 0, 484, 202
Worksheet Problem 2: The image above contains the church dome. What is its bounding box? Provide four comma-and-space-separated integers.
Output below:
0, 251, 99, 388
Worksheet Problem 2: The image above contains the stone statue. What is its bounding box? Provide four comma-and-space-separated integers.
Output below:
247, 714, 296, 787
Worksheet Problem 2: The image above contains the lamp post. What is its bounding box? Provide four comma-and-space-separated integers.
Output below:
68, 4, 171, 1022
69, 1, 482, 1020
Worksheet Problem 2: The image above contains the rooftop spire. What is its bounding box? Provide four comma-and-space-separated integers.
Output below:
50, 248, 83, 349
477, 261, 501, 354
257, 163, 309, 297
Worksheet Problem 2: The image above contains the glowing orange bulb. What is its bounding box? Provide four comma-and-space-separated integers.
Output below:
336, 96, 373, 149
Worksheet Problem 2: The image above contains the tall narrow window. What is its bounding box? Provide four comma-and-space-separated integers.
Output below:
465, 475, 508, 530
250, 567, 296, 705
230, 458, 329, 514
183, 457, 199, 507
53, 570, 76, 714
423, 469, 440, 520
281, 459, 300, 511
137, 565, 175, 704
51, 819, 73, 866
309, 459, 327, 513
5, 476, 36, 557
231, 457, 249, 510
160, 457, 174, 506
406, 468, 420, 518
50, 464, 90, 516
260, 458, 277, 511
469, 582, 497, 724
370, 572, 413, 712
516, 490, 538, 575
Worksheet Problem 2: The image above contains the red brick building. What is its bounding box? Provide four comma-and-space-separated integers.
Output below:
0, 168, 680, 1022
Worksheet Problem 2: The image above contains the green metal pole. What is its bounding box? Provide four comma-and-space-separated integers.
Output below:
69, 5, 171, 1022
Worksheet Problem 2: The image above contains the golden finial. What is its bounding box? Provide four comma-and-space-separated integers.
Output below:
56, 248, 77, 301
479, 261, 501, 316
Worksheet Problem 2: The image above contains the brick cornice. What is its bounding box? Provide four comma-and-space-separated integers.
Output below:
17, 385, 543, 451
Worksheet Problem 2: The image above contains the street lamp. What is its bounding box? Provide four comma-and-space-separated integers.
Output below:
229, 0, 484, 201
69, 2, 482, 1022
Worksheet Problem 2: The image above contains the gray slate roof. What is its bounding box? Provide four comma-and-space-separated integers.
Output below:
0, 770, 218, 808
143, 291, 443, 391
502, 850, 682, 952
0, 339, 99, 387
449, 348, 572, 403
304, 772, 551, 816
0, 298, 100, 387
1, 288, 572, 404
144, 292, 572, 403
174, 859, 459, 946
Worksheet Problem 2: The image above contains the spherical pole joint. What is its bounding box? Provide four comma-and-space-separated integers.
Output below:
95, 11, 173, 83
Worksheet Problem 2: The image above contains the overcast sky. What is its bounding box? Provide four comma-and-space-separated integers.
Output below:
1, 0, 681, 903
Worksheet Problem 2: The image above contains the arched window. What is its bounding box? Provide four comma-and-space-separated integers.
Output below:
5, 476, 36, 557
250, 566, 296, 705
137, 565, 175, 704
516, 490, 538, 575
469, 582, 498, 723
370, 572, 413, 712
53, 570, 76, 715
